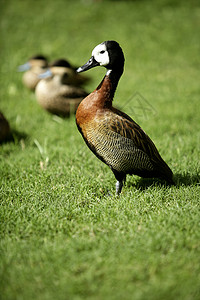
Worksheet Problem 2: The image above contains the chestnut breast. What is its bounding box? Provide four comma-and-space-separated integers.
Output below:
76, 75, 112, 131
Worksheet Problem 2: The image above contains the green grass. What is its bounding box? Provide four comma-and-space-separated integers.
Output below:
0, 0, 200, 299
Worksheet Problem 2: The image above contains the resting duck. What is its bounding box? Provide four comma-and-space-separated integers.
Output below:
76, 40, 174, 195
35, 59, 88, 117
18, 55, 48, 90
49, 59, 90, 86
0, 112, 10, 143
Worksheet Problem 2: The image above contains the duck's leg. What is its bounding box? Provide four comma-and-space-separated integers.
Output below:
115, 175, 126, 195
112, 170, 126, 195
116, 180, 123, 195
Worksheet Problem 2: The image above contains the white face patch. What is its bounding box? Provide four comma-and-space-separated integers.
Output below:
92, 43, 110, 66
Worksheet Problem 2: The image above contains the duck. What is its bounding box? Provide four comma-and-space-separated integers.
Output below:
49, 59, 90, 86
18, 55, 48, 90
0, 112, 10, 143
76, 40, 174, 195
35, 59, 88, 117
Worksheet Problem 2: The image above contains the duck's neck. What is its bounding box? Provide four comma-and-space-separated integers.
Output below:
96, 67, 123, 107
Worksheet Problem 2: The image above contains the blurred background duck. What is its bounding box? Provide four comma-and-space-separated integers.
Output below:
76, 40, 174, 195
35, 59, 89, 117
18, 55, 49, 90
0, 112, 10, 143
49, 59, 90, 86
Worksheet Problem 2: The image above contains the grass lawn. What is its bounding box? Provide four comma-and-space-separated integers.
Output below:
0, 0, 200, 299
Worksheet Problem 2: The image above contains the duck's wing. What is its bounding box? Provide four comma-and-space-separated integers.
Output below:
110, 107, 160, 160
73, 73, 91, 86
60, 85, 88, 99
101, 108, 173, 181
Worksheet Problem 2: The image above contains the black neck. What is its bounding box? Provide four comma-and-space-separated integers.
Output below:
108, 67, 123, 98
97, 67, 123, 100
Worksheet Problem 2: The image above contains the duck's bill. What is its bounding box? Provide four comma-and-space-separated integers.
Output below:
76, 56, 99, 73
18, 62, 31, 72
38, 69, 52, 79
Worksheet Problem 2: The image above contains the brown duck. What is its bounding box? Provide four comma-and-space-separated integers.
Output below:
49, 59, 90, 87
35, 59, 88, 117
18, 55, 48, 90
76, 40, 174, 195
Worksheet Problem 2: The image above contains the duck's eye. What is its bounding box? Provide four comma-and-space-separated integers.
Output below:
100, 50, 105, 54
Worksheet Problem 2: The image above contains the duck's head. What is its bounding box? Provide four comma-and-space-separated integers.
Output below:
77, 40, 125, 73
49, 59, 72, 69
18, 55, 48, 72
38, 59, 75, 84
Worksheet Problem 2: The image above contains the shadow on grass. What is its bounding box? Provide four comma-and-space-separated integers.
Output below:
173, 172, 200, 187
0, 129, 28, 145
126, 178, 171, 191
126, 172, 199, 191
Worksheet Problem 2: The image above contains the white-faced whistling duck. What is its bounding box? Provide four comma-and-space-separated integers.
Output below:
18, 55, 48, 90
35, 59, 88, 117
76, 40, 174, 195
